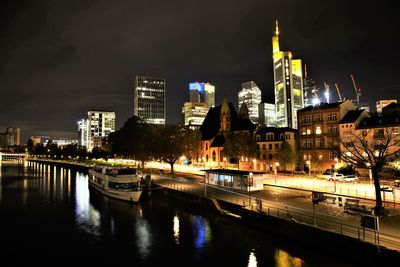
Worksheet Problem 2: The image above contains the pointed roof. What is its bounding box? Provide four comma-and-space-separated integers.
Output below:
200, 102, 255, 140
239, 102, 249, 119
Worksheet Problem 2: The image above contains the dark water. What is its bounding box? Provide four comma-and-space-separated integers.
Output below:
0, 162, 358, 267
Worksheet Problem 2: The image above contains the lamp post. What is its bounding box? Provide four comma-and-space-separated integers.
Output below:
223, 157, 227, 169
274, 162, 279, 183
248, 172, 253, 208
306, 160, 311, 176
253, 159, 257, 171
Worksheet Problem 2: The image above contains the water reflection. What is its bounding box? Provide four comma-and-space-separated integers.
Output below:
248, 250, 258, 267
173, 215, 180, 245
275, 249, 304, 267
135, 218, 152, 259
193, 215, 211, 249
75, 172, 101, 237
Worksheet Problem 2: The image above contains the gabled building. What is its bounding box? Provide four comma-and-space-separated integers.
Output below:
199, 98, 255, 169
297, 100, 357, 172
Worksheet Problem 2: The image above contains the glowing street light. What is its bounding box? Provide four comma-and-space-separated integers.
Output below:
274, 162, 280, 183
306, 160, 311, 176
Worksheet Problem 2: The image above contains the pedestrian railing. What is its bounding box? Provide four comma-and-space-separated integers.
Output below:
161, 180, 400, 251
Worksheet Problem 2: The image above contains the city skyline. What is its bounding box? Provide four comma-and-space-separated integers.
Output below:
1, 0, 399, 142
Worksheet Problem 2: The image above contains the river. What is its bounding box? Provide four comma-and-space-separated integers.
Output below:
0, 162, 357, 266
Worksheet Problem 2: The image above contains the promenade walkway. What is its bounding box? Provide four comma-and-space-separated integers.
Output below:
151, 171, 400, 252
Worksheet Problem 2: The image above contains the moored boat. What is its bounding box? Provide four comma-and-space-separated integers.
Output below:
88, 166, 142, 203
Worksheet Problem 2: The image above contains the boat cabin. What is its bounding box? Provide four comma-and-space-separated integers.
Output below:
203, 169, 264, 192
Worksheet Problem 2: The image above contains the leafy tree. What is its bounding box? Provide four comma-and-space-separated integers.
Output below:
154, 124, 196, 174
223, 131, 257, 168
338, 127, 400, 216
277, 141, 296, 171
108, 116, 156, 167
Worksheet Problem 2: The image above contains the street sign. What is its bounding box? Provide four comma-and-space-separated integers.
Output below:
361, 214, 379, 231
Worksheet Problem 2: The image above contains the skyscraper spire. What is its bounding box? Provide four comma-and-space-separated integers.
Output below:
272, 19, 280, 54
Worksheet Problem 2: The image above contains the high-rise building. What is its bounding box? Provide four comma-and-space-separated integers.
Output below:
134, 76, 166, 125
6, 127, 20, 146
258, 103, 276, 127
376, 99, 397, 113
87, 111, 116, 151
189, 83, 201, 102
203, 82, 215, 108
188, 82, 215, 108
182, 102, 209, 129
78, 119, 89, 148
182, 82, 215, 128
272, 20, 304, 129
238, 81, 262, 124
303, 65, 319, 107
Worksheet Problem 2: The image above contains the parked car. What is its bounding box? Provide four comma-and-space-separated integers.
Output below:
326, 173, 345, 181
341, 175, 358, 183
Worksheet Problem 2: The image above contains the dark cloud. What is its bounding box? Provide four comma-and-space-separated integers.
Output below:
1, 0, 399, 142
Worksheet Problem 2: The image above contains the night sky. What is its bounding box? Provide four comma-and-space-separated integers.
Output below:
1, 0, 399, 142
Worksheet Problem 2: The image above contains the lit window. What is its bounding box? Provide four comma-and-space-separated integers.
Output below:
315, 126, 321, 135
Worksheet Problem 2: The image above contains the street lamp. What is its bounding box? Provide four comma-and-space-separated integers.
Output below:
223, 157, 227, 169
306, 160, 311, 176
334, 157, 339, 170
253, 159, 257, 171
274, 162, 279, 183
248, 172, 253, 207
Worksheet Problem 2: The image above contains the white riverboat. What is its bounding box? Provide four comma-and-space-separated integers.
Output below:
88, 166, 142, 203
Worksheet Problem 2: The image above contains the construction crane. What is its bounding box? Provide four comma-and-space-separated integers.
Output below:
323, 82, 330, 103
350, 74, 362, 104
334, 83, 343, 102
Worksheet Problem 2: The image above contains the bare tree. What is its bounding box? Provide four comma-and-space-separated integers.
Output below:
339, 127, 400, 216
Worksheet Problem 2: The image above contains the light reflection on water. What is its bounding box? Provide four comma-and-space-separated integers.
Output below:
275, 249, 304, 267
193, 215, 211, 249
135, 218, 152, 259
248, 250, 258, 267
75, 172, 101, 237
173, 215, 180, 245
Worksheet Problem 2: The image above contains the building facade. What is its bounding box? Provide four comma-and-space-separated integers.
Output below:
182, 101, 209, 129
5, 127, 20, 147
238, 81, 262, 124
254, 127, 298, 172
258, 102, 276, 127
199, 98, 255, 170
87, 111, 116, 151
376, 99, 397, 113
134, 76, 166, 125
78, 119, 89, 148
297, 100, 356, 172
272, 21, 304, 129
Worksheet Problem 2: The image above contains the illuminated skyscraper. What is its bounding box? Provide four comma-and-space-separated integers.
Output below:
258, 103, 276, 127
272, 20, 304, 128
182, 82, 215, 128
87, 110, 116, 151
5, 127, 20, 146
134, 76, 166, 125
77, 118, 89, 148
238, 81, 262, 124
